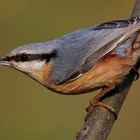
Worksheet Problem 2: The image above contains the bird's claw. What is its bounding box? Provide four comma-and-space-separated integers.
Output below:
85, 101, 118, 122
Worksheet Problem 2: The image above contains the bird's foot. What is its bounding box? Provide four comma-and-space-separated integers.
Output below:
85, 100, 117, 121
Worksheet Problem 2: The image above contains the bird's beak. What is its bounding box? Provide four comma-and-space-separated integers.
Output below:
0, 56, 11, 66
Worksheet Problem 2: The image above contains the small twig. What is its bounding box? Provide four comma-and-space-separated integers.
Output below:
76, 0, 140, 140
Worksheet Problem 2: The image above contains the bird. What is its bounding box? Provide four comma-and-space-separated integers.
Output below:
1, 16, 140, 116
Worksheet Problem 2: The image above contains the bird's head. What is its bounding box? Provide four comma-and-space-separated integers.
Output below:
0, 41, 58, 85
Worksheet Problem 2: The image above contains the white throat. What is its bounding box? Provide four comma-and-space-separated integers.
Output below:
12, 60, 45, 75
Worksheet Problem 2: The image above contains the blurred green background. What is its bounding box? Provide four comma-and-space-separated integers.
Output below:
0, 0, 139, 140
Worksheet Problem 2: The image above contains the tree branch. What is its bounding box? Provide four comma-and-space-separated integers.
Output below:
76, 1, 140, 140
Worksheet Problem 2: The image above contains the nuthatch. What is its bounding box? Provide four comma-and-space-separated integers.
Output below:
1, 17, 140, 114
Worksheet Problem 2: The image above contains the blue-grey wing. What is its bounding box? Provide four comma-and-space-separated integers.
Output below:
51, 17, 140, 85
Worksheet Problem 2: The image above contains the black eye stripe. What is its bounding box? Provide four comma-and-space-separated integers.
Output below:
7, 50, 57, 62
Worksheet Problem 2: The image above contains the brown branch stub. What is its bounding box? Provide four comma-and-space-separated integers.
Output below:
76, 1, 140, 140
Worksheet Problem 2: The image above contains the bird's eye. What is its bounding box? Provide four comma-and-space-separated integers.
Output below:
19, 54, 28, 62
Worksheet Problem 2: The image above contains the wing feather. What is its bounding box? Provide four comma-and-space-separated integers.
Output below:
95, 17, 140, 29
